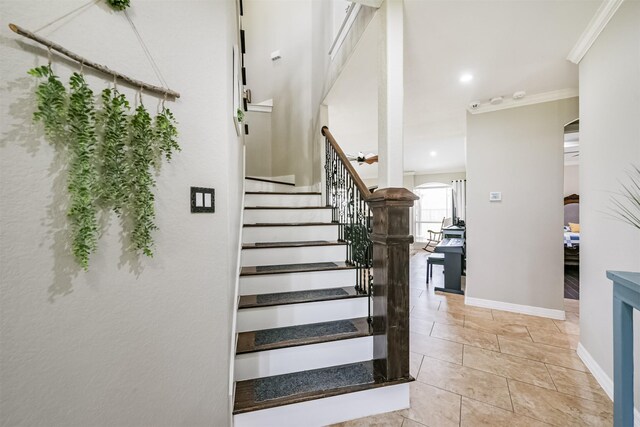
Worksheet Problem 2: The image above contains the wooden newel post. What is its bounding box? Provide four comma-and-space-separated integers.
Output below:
368, 188, 419, 381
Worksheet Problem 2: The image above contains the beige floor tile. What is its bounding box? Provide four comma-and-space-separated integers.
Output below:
434, 291, 465, 303
412, 297, 442, 311
546, 364, 612, 404
509, 379, 613, 426
329, 411, 405, 427
528, 328, 579, 349
401, 418, 427, 427
554, 312, 580, 335
410, 317, 435, 336
463, 346, 555, 389
417, 356, 513, 411
398, 381, 461, 427
461, 397, 550, 427
439, 300, 494, 319
491, 310, 560, 331
498, 336, 587, 372
410, 352, 424, 378
564, 298, 579, 314
410, 332, 463, 364
431, 323, 500, 351
410, 307, 465, 327
464, 316, 533, 341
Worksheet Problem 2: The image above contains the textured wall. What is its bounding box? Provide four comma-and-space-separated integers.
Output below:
578, 0, 640, 408
466, 98, 578, 312
0, 1, 241, 425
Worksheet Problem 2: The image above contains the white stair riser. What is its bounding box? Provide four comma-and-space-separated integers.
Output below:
241, 245, 345, 267
234, 336, 373, 381
244, 180, 296, 193
242, 225, 337, 243
239, 269, 356, 295
233, 383, 410, 427
236, 298, 368, 332
243, 209, 331, 224
245, 194, 323, 207
244, 180, 319, 193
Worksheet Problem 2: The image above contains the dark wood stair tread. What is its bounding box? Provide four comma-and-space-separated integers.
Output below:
245, 176, 295, 186
245, 191, 321, 195
238, 286, 363, 309
242, 240, 346, 249
243, 222, 335, 227
236, 317, 370, 354
240, 261, 355, 276
244, 206, 332, 210
233, 360, 412, 414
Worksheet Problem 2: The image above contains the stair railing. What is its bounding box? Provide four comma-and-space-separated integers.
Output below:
321, 126, 418, 382
322, 126, 374, 321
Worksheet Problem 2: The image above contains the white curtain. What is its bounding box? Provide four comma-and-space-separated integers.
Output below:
452, 180, 466, 221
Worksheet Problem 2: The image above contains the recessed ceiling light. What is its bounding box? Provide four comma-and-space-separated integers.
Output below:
459, 73, 473, 83
430, 151, 437, 157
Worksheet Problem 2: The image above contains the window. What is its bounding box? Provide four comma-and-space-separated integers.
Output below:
414, 184, 452, 242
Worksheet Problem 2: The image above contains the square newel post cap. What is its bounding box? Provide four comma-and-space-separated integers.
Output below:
367, 188, 419, 208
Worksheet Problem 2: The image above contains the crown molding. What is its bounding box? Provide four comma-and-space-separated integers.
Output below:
467, 88, 578, 115
567, 0, 625, 64
247, 98, 273, 113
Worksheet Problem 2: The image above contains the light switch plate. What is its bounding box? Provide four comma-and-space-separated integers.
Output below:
489, 192, 502, 202
191, 187, 215, 213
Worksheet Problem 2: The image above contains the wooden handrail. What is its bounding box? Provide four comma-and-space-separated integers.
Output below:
321, 126, 372, 200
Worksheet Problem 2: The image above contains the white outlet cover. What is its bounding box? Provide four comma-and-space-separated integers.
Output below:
489, 192, 502, 202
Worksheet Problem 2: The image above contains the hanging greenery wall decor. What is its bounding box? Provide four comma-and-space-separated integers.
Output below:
28, 65, 67, 144
154, 106, 180, 162
97, 88, 130, 213
128, 103, 158, 257
106, 0, 131, 11
67, 72, 99, 269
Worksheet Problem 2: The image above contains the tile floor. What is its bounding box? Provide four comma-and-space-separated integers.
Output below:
331, 252, 612, 427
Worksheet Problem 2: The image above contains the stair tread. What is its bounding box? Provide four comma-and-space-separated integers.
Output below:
245, 191, 321, 195
243, 222, 335, 227
238, 286, 363, 309
242, 240, 346, 249
240, 261, 355, 276
236, 316, 370, 354
244, 206, 332, 210
233, 360, 412, 414
245, 176, 296, 186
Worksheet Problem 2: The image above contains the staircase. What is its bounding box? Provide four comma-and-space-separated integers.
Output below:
231, 176, 411, 427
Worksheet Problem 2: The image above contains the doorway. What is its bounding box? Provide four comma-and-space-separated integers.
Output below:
563, 119, 580, 299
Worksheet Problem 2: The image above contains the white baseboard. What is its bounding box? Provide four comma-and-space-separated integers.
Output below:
577, 342, 640, 427
464, 296, 566, 320
576, 343, 614, 400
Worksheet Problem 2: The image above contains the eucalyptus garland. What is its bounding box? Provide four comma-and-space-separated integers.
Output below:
128, 104, 158, 257
28, 65, 67, 144
98, 88, 130, 213
106, 0, 130, 11
67, 73, 99, 269
154, 106, 180, 162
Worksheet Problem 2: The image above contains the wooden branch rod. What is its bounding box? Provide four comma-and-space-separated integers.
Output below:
9, 23, 181, 99
321, 126, 372, 200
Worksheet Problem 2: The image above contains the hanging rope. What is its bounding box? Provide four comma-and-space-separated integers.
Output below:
33, 0, 100, 34
123, 10, 169, 90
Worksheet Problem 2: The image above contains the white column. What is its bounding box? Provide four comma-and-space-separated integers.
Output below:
377, 0, 404, 188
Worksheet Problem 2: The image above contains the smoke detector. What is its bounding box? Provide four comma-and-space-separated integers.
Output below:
513, 90, 526, 100
469, 101, 481, 110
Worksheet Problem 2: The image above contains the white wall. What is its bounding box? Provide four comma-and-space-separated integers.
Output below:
243, 0, 315, 185
564, 164, 579, 196
414, 171, 466, 188
466, 98, 578, 313
0, 1, 242, 426
578, 0, 640, 408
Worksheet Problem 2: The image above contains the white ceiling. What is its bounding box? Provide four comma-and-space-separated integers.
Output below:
324, 0, 602, 178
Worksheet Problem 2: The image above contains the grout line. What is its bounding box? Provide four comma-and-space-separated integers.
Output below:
544, 363, 559, 392
506, 378, 515, 412
429, 321, 436, 336
458, 394, 463, 426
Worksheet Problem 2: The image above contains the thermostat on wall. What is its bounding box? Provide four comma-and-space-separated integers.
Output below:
489, 192, 502, 202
